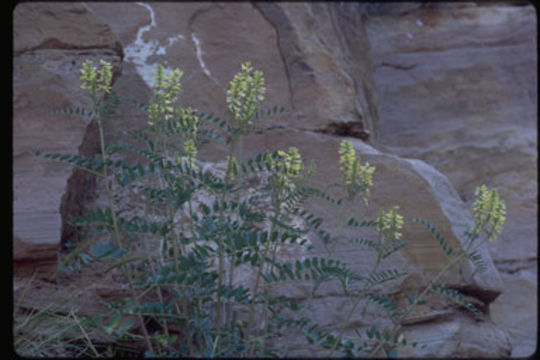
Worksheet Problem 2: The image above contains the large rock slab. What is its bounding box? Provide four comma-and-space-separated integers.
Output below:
490, 269, 537, 357
199, 128, 511, 357
13, 2, 123, 56
86, 2, 378, 142
254, 3, 378, 140
13, 3, 123, 278
365, 3, 537, 356
86, 2, 290, 128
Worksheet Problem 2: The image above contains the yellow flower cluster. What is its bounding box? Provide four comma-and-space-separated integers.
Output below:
177, 106, 199, 138
472, 185, 506, 241
181, 139, 198, 169
148, 65, 184, 123
338, 140, 376, 203
80, 59, 113, 98
226, 62, 266, 127
376, 205, 404, 240
145, 65, 201, 170
266, 147, 304, 194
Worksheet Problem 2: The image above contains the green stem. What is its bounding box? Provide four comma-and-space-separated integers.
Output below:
225, 253, 235, 327
282, 281, 322, 357
328, 198, 352, 256
328, 250, 382, 357
367, 226, 490, 356
91, 94, 155, 354
223, 126, 245, 337
215, 179, 229, 349
369, 250, 466, 357
244, 196, 279, 357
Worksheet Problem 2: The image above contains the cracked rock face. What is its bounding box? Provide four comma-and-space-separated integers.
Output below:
86, 2, 377, 143
365, 3, 537, 356
367, 4, 538, 356
13, 3, 123, 278
12, 2, 529, 357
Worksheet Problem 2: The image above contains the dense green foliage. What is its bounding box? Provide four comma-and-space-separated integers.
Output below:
23, 59, 506, 358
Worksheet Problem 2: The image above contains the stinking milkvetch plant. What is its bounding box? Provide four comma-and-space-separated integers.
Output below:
30, 58, 506, 358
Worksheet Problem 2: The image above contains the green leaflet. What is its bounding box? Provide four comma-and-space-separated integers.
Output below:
364, 269, 407, 288
69, 208, 170, 235
434, 284, 481, 314
347, 217, 378, 228
413, 218, 455, 258
48, 107, 95, 119
34, 151, 104, 175
364, 293, 397, 315
262, 257, 352, 284
251, 105, 289, 123
467, 250, 488, 275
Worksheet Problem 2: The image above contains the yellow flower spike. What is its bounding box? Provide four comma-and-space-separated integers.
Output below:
181, 139, 198, 169
80, 59, 114, 99
153, 64, 165, 91
80, 60, 96, 81
178, 106, 199, 139
358, 162, 376, 204
359, 162, 375, 187
149, 65, 183, 124
377, 206, 404, 240
148, 103, 160, 121
339, 140, 357, 185
286, 147, 303, 178
472, 185, 506, 241
338, 140, 376, 203
80, 60, 97, 95
376, 209, 386, 234
98, 60, 113, 94
267, 147, 305, 197
226, 61, 266, 128
241, 61, 252, 73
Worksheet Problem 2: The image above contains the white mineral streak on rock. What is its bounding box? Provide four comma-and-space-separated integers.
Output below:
156, 34, 184, 55
405, 158, 503, 292
124, 2, 185, 88
191, 33, 211, 77
191, 32, 225, 90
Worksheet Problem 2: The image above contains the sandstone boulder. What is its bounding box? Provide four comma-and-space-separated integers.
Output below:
13, 3, 123, 278
365, 3, 537, 355
152, 127, 511, 357
86, 2, 378, 143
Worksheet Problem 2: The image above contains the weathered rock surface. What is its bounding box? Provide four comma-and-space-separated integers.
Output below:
254, 3, 378, 140
234, 128, 511, 356
365, 3, 537, 356
13, 1, 533, 358
85, 2, 378, 142
13, 2, 123, 56
13, 3, 123, 278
